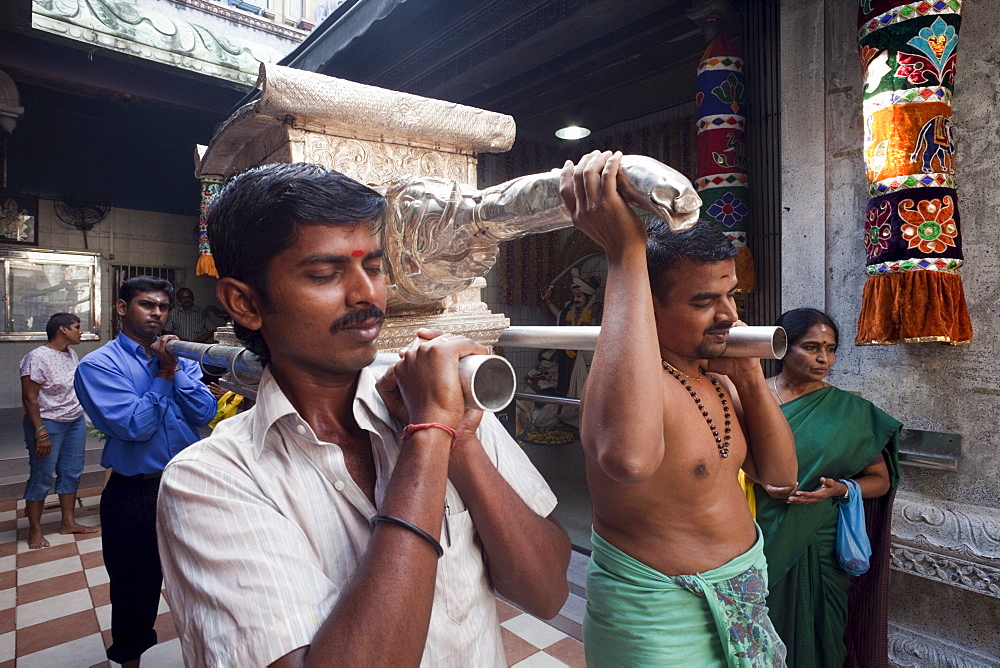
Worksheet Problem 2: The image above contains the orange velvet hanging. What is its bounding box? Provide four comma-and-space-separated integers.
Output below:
856, 271, 971, 345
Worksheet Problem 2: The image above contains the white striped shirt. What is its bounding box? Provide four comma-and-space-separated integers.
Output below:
157, 365, 557, 667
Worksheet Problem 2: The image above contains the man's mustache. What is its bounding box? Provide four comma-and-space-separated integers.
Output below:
705, 323, 733, 335
330, 305, 385, 332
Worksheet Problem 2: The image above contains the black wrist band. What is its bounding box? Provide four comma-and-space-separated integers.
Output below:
370, 514, 444, 558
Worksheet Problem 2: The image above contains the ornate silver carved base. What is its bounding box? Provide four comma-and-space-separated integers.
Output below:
377, 279, 509, 353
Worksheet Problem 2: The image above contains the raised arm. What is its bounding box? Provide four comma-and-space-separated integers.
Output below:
561, 150, 665, 482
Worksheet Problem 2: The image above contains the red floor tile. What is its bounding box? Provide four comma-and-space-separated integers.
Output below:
16, 608, 100, 656
546, 636, 586, 667
496, 598, 523, 623
0, 606, 13, 634
501, 626, 540, 664
154, 610, 179, 643
17, 571, 89, 605
16, 541, 79, 568
90, 582, 111, 607
80, 550, 104, 570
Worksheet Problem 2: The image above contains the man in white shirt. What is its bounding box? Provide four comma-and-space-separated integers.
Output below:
156, 162, 571, 667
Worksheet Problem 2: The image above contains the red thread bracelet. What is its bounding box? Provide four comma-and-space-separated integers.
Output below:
401, 423, 457, 449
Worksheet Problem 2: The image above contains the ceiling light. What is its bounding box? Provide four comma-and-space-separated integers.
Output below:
555, 125, 591, 140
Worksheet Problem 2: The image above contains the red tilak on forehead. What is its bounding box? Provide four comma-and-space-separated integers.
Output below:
720, 274, 731, 279
351, 250, 365, 257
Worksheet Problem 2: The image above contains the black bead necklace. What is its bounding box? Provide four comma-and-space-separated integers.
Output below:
661, 360, 731, 458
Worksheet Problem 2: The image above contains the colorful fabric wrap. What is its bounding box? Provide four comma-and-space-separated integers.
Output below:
695, 28, 755, 291
856, 0, 971, 344
197, 178, 223, 278
584, 526, 786, 668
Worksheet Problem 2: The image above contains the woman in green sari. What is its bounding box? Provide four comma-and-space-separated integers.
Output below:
756, 308, 900, 668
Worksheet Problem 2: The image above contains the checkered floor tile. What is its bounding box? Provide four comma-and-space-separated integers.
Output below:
0, 487, 584, 667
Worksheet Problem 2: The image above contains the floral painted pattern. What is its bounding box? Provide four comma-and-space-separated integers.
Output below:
898, 195, 957, 254
864, 200, 893, 258
706, 192, 749, 228
711, 72, 746, 114
895, 17, 958, 86
674, 565, 785, 666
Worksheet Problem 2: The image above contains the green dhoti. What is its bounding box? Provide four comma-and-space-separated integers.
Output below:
584, 526, 786, 667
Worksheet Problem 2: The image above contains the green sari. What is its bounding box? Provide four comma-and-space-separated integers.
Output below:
755, 386, 900, 668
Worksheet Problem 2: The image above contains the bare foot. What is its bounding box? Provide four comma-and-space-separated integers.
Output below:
28, 529, 50, 549
59, 522, 98, 535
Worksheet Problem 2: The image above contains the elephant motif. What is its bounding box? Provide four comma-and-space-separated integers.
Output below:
910, 115, 954, 174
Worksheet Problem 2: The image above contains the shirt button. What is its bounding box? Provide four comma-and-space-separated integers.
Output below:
334, 480, 345, 491
295, 424, 307, 435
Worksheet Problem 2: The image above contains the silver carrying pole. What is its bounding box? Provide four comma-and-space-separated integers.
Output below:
497, 325, 787, 358
165, 325, 785, 411
164, 340, 264, 386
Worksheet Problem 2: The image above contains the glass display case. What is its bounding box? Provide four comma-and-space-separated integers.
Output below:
0, 248, 101, 341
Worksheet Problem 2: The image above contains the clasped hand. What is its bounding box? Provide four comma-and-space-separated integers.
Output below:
150, 335, 180, 369
703, 322, 759, 379
376, 329, 486, 437
559, 150, 647, 258
785, 477, 846, 504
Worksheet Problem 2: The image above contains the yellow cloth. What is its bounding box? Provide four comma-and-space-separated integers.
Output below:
738, 469, 756, 519
209, 391, 244, 429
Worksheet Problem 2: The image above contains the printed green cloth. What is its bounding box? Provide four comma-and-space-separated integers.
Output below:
584, 526, 785, 667
756, 386, 900, 667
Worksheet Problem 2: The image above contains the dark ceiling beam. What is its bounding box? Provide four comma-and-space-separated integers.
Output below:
462, 9, 705, 114
372, 0, 680, 101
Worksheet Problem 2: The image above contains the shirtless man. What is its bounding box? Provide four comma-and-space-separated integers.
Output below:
560, 151, 798, 666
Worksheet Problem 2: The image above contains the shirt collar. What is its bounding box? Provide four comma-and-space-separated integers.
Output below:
115, 331, 154, 363
251, 365, 398, 460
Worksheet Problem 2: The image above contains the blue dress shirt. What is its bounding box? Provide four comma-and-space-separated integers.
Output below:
74, 332, 217, 476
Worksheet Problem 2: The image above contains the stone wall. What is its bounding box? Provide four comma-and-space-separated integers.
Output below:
781, 0, 1000, 660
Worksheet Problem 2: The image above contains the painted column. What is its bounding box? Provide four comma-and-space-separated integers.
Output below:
695, 24, 755, 291
197, 177, 223, 278
855, 0, 971, 344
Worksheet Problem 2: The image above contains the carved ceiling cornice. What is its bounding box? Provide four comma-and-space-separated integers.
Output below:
166, 0, 307, 41
31, 0, 284, 87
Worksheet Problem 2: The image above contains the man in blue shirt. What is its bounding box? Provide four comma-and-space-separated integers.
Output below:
75, 275, 216, 667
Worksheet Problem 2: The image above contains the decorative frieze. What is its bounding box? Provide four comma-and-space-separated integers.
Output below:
889, 623, 999, 668
890, 545, 1000, 598
31, 0, 283, 87
891, 492, 1000, 599
301, 133, 476, 188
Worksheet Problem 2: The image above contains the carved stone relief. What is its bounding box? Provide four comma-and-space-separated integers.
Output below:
31, 0, 282, 86
890, 545, 1000, 598
891, 492, 1000, 599
889, 624, 1000, 668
